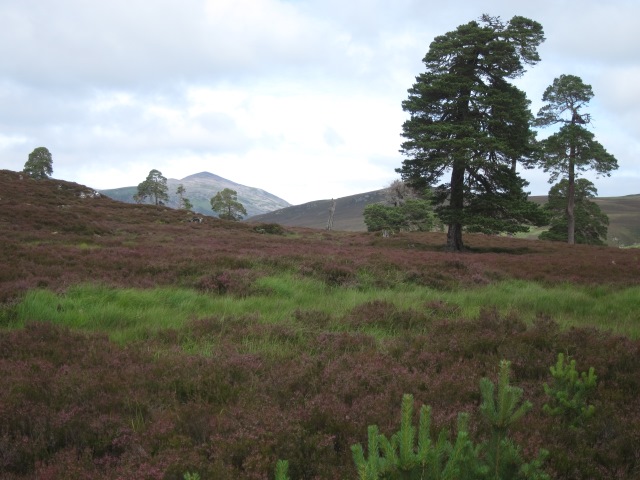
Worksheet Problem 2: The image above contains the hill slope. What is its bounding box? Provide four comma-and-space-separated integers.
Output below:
100, 171, 291, 218
254, 191, 640, 246
249, 190, 387, 230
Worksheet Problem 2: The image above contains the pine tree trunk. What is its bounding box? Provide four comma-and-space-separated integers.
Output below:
567, 145, 576, 245
446, 160, 465, 251
447, 223, 464, 251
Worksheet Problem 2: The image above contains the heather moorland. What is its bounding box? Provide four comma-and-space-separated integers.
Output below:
1, 169, 639, 479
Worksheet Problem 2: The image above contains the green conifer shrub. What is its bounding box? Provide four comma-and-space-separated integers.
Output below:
279, 361, 549, 479
543, 353, 597, 426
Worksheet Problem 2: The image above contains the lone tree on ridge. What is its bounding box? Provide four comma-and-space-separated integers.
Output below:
24, 147, 53, 180
134, 169, 169, 205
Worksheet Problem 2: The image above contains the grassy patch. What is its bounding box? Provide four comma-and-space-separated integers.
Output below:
438, 280, 640, 337
11, 276, 640, 342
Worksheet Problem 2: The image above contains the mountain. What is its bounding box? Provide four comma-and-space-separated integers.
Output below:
100, 171, 291, 218
251, 191, 640, 247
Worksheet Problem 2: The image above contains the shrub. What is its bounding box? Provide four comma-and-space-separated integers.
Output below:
543, 353, 597, 426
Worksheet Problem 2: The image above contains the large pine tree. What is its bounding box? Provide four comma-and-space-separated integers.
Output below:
398, 15, 547, 251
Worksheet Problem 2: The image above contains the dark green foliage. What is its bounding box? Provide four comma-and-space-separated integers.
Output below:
535, 74, 618, 245
543, 353, 597, 426
253, 223, 286, 235
398, 15, 546, 250
539, 179, 609, 245
23, 147, 53, 179
210, 188, 247, 221
364, 199, 436, 233
539, 125, 617, 184
364, 203, 405, 233
135, 169, 170, 205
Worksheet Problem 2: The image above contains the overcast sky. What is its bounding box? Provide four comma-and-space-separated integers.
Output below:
1, 0, 638, 205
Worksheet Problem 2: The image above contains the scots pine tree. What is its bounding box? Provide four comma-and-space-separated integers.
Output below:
135, 169, 169, 205
535, 74, 618, 244
176, 184, 193, 210
24, 147, 53, 180
398, 15, 547, 251
210, 188, 247, 221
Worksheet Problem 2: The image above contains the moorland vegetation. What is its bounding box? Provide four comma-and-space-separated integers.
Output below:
1, 169, 640, 479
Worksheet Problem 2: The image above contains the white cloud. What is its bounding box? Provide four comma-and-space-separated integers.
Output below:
0, 0, 638, 205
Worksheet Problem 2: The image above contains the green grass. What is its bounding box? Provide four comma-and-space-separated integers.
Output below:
436, 280, 640, 337
9, 275, 640, 346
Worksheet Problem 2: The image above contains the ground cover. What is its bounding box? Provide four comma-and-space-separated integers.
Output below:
1, 170, 640, 479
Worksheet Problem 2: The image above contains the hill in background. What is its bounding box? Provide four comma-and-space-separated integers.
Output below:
254, 191, 640, 247
249, 190, 387, 231
100, 171, 291, 218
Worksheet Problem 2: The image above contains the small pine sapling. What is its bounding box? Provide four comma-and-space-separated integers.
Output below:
351, 394, 486, 479
479, 360, 549, 479
543, 353, 597, 426
274, 459, 290, 480
278, 362, 549, 479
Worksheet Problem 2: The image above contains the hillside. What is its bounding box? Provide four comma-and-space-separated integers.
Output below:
254, 190, 640, 246
2, 167, 639, 302
249, 190, 387, 230
2, 168, 640, 479
100, 171, 291, 218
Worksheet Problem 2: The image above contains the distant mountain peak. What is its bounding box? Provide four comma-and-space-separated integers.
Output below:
179, 171, 233, 183
101, 171, 291, 219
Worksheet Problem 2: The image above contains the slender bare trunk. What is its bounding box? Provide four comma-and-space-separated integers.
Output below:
567, 143, 576, 245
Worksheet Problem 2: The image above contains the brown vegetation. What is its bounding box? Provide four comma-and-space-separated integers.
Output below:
1, 170, 638, 304
1, 169, 640, 479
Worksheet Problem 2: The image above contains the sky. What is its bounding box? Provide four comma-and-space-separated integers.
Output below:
1, 0, 638, 206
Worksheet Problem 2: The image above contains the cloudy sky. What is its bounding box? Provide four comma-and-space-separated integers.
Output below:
1, 0, 638, 205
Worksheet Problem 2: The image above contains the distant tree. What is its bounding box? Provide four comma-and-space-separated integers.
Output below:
135, 169, 169, 206
535, 74, 618, 244
364, 181, 437, 233
23, 147, 53, 179
210, 188, 247, 221
397, 15, 547, 251
365, 199, 437, 234
176, 184, 193, 211
363, 203, 405, 233
384, 180, 419, 207
539, 178, 609, 245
